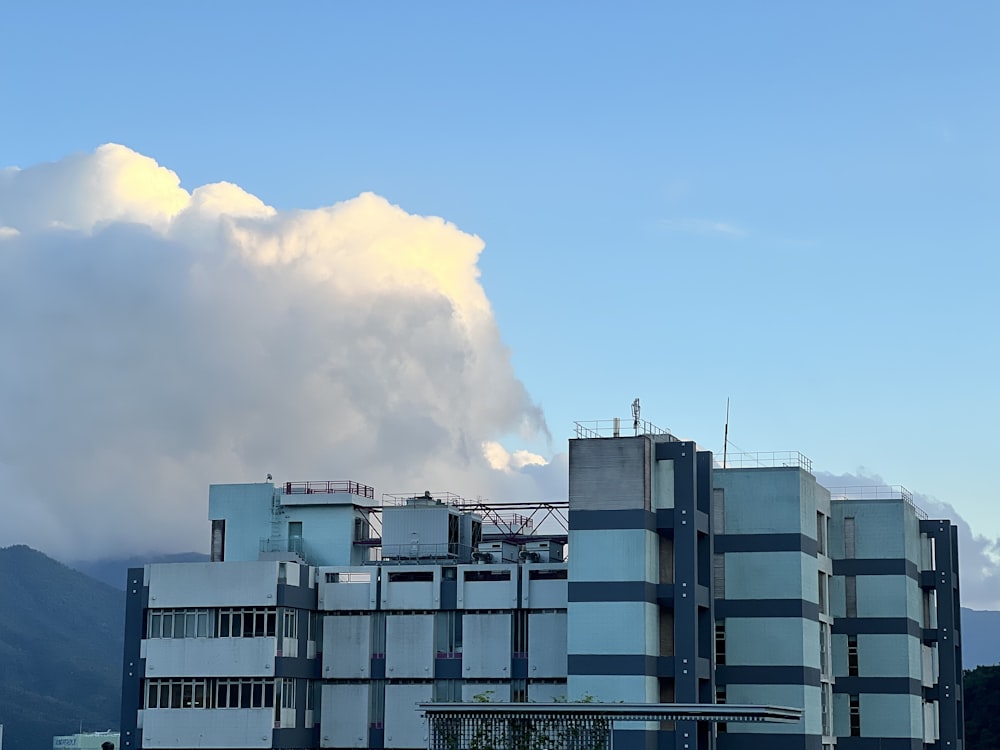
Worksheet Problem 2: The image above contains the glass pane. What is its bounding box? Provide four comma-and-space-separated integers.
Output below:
171, 683, 182, 709
194, 683, 205, 708
219, 612, 230, 638
147, 683, 158, 708
161, 613, 172, 638
149, 613, 161, 638
182, 683, 194, 707
243, 612, 254, 638
216, 683, 226, 708
265, 682, 275, 708
197, 612, 208, 637
241, 682, 252, 708
252, 682, 263, 708
267, 611, 276, 637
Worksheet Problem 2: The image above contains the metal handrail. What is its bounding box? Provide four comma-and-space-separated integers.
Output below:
827, 485, 928, 520
574, 418, 675, 439
283, 480, 375, 499
716, 451, 813, 473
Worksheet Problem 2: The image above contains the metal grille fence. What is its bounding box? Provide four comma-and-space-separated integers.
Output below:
427, 713, 612, 750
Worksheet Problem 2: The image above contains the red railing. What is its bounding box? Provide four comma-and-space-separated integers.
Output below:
284, 480, 375, 499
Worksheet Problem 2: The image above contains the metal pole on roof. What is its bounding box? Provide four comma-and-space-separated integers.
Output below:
723, 398, 730, 469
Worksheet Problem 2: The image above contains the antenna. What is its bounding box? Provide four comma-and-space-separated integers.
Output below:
631, 398, 641, 436
723, 398, 730, 469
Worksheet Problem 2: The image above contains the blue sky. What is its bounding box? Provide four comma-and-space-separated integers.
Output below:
1, 3, 999, 566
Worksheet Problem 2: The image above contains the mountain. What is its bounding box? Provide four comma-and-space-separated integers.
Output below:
68, 552, 209, 590
962, 608, 1000, 669
0, 545, 124, 750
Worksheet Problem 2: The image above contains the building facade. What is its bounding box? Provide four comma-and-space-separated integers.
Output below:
120, 421, 963, 750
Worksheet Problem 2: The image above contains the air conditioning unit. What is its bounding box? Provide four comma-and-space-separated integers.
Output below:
521, 540, 564, 563
473, 541, 518, 564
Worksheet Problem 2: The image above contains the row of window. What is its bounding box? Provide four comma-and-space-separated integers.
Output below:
324, 569, 567, 584
144, 678, 298, 710
146, 608, 301, 640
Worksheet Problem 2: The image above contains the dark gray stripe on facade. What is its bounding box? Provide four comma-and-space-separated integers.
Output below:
718, 735, 822, 750
511, 658, 528, 679
368, 726, 385, 750
440, 579, 457, 609
833, 558, 919, 579
655, 509, 674, 532
568, 508, 657, 531
276, 583, 317, 609
715, 599, 819, 620
275, 656, 321, 679
834, 676, 923, 696
120, 568, 148, 750
832, 740, 923, 750
833, 618, 921, 637
716, 533, 817, 556
569, 581, 658, 603
274, 724, 318, 749
371, 657, 386, 679
716, 665, 821, 687
611, 728, 658, 750
568, 654, 657, 676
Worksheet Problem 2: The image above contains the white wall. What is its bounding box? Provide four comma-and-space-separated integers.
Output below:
147, 561, 278, 608
141, 708, 272, 748
320, 683, 369, 748
143, 638, 275, 678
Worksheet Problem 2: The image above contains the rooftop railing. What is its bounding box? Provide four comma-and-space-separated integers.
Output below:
283, 480, 374, 499
382, 490, 465, 507
827, 485, 928, 520
716, 451, 813, 473
574, 418, 676, 440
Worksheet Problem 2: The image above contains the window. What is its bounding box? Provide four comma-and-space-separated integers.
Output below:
146, 609, 212, 639
143, 679, 212, 708
849, 694, 861, 736
820, 625, 831, 676
715, 621, 726, 666
464, 570, 511, 582
816, 512, 827, 555
280, 678, 296, 709
512, 609, 528, 658
282, 609, 298, 639
527, 569, 567, 580
848, 635, 859, 676
388, 571, 433, 582
325, 571, 371, 583
435, 611, 463, 657
817, 572, 828, 615
217, 608, 276, 638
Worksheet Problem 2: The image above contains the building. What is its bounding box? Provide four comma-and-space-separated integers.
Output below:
120, 418, 963, 750
53, 731, 120, 750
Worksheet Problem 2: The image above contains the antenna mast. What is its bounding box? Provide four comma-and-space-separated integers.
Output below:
632, 398, 641, 436
723, 398, 730, 469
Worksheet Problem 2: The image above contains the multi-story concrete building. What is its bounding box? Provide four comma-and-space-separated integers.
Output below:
120, 419, 963, 750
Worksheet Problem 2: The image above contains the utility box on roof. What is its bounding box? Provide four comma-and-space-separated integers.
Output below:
381, 493, 480, 563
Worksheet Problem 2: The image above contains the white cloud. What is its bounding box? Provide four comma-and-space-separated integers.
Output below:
482, 441, 549, 472
660, 218, 748, 238
816, 470, 1000, 610
0, 145, 560, 560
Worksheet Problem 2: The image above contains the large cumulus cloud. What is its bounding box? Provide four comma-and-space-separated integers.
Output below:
0, 145, 561, 560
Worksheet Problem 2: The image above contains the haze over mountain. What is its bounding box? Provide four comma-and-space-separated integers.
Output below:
0, 545, 123, 750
